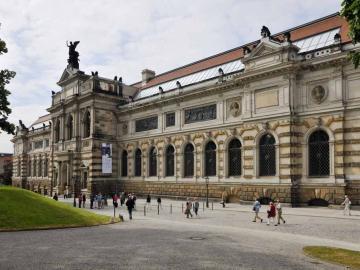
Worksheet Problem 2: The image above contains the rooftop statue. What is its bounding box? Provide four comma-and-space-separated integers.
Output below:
66, 41, 80, 69
261, 26, 271, 38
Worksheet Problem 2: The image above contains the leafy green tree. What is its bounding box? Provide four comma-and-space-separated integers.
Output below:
341, 0, 360, 68
0, 28, 15, 134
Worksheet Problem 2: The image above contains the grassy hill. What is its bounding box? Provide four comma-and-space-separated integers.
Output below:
0, 186, 113, 231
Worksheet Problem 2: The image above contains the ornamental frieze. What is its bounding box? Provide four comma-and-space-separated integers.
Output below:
184, 104, 216, 124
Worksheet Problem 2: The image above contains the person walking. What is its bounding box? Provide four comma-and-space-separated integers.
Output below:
275, 199, 286, 226
78, 193, 82, 208
113, 193, 119, 208
97, 193, 102, 209
90, 193, 94, 209
53, 193, 58, 201
193, 198, 200, 216
82, 193, 86, 208
146, 194, 152, 210
266, 202, 276, 225
120, 192, 126, 207
185, 199, 193, 218
252, 199, 263, 223
341, 195, 352, 216
157, 197, 162, 210
126, 196, 135, 220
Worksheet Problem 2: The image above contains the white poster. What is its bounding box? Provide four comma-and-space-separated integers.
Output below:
101, 143, 112, 174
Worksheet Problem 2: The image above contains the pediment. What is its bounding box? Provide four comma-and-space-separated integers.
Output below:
248, 38, 282, 58
58, 69, 71, 83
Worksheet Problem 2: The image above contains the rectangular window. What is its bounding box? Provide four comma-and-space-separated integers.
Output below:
135, 116, 158, 132
184, 104, 216, 124
34, 141, 43, 149
45, 139, 50, 147
166, 112, 175, 127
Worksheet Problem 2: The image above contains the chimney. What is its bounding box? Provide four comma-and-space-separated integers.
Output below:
142, 69, 155, 86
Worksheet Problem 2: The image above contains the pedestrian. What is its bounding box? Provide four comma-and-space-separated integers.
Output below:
113, 193, 119, 208
193, 198, 200, 216
341, 195, 352, 216
126, 196, 135, 220
78, 193, 82, 208
275, 199, 286, 226
97, 193, 102, 209
132, 194, 137, 210
120, 192, 125, 207
266, 202, 276, 225
157, 197, 162, 210
82, 193, 86, 208
53, 193, 58, 201
185, 199, 193, 218
90, 193, 94, 209
63, 189, 67, 199
252, 199, 263, 223
146, 194, 152, 210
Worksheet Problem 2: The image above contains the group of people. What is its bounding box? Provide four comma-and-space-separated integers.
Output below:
89, 193, 107, 209
252, 199, 285, 226
184, 198, 200, 218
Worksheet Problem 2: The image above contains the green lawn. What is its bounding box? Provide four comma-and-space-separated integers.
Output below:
303, 246, 360, 269
0, 186, 115, 231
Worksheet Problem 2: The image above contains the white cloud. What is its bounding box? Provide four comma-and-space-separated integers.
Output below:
0, 0, 341, 152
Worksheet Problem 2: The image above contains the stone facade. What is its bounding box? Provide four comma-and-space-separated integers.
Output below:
11, 14, 360, 205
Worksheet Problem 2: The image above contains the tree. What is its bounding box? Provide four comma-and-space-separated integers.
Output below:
0, 27, 16, 134
341, 0, 360, 68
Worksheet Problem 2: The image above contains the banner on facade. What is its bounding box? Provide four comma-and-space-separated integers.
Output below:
101, 143, 112, 174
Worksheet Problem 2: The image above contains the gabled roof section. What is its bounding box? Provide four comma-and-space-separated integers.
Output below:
132, 13, 350, 94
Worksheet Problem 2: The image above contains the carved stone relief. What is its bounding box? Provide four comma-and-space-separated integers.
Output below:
311, 85, 327, 104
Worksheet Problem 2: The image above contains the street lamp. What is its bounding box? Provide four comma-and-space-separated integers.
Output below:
205, 176, 209, 208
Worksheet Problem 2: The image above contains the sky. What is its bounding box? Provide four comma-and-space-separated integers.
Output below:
0, 0, 341, 153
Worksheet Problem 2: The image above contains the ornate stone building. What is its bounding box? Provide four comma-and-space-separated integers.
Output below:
12, 13, 360, 205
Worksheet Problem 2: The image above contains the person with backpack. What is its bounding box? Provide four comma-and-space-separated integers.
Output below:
126, 196, 135, 220
275, 199, 286, 226
252, 199, 263, 223
266, 202, 276, 225
185, 199, 193, 218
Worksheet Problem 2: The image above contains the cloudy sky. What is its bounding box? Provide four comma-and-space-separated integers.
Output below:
0, 0, 341, 153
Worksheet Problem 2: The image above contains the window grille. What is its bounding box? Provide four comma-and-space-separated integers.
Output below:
205, 141, 216, 176
259, 134, 276, 176
166, 146, 175, 176
184, 144, 194, 177
122, 150, 128, 177
135, 149, 142, 176
308, 130, 329, 177
149, 147, 157, 176
228, 139, 241, 176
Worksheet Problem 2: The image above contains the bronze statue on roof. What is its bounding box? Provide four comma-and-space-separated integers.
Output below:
66, 41, 80, 69
261, 26, 271, 38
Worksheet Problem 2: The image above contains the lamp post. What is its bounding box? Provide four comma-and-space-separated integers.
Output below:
205, 176, 209, 208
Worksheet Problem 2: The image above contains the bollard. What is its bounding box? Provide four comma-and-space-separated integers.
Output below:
203, 201, 205, 212
144, 205, 146, 216
182, 203, 184, 213
170, 204, 172, 214
158, 204, 160, 215
212, 202, 213, 210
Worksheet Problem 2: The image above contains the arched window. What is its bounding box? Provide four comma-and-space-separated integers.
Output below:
54, 119, 60, 143
259, 134, 276, 176
66, 115, 73, 140
149, 147, 157, 177
135, 149, 142, 176
309, 130, 329, 177
44, 157, 48, 177
122, 150, 128, 177
166, 145, 175, 177
83, 111, 91, 138
184, 143, 194, 177
205, 141, 217, 176
228, 138, 242, 176
38, 156, 42, 177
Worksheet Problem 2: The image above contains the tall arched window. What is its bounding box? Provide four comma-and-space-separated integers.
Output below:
122, 150, 128, 177
135, 149, 142, 177
259, 133, 276, 176
67, 115, 73, 140
166, 145, 175, 177
205, 141, 217, 176
309, 130, 329, 177
44, 157, 48, 177
149, 147, 157, 177
55, 119, 60, 143
184, 143, 194, 177
228, 138, 242, 176
38, 156, 42, 177
83, 111, 91, 138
